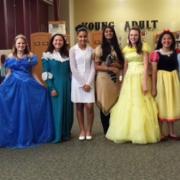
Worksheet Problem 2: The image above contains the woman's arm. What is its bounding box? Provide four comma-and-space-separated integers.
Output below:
85, 60, 95, 88
32, 71, 44, 86
143, 52, 149, 95
5, 69, 11, 79
149, 51, 159, 97
42, 53, 58, 96
123, 60, 128, 76
151, 62, 158, 97
110, 61, 121, 69
69, 48, 85, 87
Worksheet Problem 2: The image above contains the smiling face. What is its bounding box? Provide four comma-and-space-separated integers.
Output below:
129, 29, 140, 46
15, 38, 26, 53
104, 27, 114, 40
77, 31, 88, 47
161, 34, 173, 49
52, 35, 64, 51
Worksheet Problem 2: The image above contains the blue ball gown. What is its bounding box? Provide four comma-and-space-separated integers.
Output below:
0, 55, 54, 148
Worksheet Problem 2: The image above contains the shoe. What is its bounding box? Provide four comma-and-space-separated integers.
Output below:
86, 135, 92, 140
78, 135, 85, 141
160, 135, 169, 142
168, 135, 180, 141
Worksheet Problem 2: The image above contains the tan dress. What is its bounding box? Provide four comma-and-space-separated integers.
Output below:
94, 45, 122, 115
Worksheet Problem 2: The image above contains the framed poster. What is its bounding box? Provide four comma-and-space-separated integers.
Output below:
48, 21, 66, 35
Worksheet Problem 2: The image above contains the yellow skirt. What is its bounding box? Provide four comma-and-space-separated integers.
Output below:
156, 70, 180, 122
106, 63, 160, 144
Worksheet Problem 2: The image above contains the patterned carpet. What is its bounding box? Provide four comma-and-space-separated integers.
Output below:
0, 106, 180, 180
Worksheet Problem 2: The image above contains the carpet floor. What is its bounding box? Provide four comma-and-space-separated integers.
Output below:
0, 106, 180, 180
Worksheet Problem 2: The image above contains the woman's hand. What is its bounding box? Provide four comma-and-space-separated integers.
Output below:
142, 81, 148, 95
51, 89, 58, 97
83, 84, 91, 92
108, 66, 120, 74
110, 62, 121, 69
151, 88, 157, 97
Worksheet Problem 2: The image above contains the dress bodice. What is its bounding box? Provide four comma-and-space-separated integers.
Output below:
5, 55, 37, 73
157, 51, 178, 71
123, 43, 150, 63
70, 44, 94, 74
42, 52, 71, 76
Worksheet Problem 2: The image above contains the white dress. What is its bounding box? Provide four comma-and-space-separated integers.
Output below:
69, 44, 95, 103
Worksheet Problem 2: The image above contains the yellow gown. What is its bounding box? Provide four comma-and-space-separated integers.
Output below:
155, 51, 180, 122
106, 44, 160, 144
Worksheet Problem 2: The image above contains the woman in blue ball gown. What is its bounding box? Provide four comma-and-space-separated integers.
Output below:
0, 34, 54, 148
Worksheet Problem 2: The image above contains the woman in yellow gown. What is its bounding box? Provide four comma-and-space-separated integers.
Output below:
106, 27, 160, 144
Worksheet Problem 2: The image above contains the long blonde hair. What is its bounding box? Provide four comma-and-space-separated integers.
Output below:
128, 27, 143, 54
12, 34, 30, 56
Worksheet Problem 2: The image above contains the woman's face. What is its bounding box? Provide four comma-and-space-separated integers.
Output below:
77, 31, 88, 47
161, 34, 173, 49
52, 35, 64, 50
104, 28, 114, 40
129, 29, 140, 45
15, 38, 26, 52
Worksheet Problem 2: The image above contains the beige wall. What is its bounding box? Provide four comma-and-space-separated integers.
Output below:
59, 0, 70, 32
72, 0, 180, 48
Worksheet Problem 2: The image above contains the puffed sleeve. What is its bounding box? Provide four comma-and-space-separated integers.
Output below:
4, 58, 12, 69
122, 46, 129, 60
29, 55, 38, 66
142, 42, 151, 53
69, 47, 86, 87
42, 52, 56, 91
150, 51, 160, 63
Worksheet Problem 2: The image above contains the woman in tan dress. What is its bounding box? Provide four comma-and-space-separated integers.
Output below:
94, 26, 124, 134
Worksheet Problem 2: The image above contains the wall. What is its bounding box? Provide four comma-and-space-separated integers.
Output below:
73, 0, 180, 48
59, 0, 70, 31
0, 0, 52, 49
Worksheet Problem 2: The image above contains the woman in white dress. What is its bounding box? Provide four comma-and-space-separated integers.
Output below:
70, 25, 95, 140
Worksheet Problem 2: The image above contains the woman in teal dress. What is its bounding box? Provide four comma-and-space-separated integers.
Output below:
106, 27, 160, 144
42, 34, 73, 143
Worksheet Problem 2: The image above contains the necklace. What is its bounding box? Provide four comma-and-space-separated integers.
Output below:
159, 49, 173, 56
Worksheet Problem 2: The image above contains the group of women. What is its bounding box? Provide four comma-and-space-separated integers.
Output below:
0, 25, 180, 148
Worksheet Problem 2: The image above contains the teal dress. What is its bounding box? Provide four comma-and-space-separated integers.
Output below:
42, 52, 73, 142
0, 66, 6, 83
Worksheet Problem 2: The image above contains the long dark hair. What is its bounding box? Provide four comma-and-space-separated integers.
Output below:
156, 30, 176, 50
101, 26, 124, 64
128, 27, 143, 54
46, 34, 69, 57
0, 55, 6, 64
75, 24, 88, 34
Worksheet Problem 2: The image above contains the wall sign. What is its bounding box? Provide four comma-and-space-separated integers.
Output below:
81, 20, 158, 32
124, 20, 158, 31
81, 22, 114, 31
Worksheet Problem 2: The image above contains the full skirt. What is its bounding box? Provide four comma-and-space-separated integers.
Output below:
0, 72, 54, 148
106, 63, 160, 144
